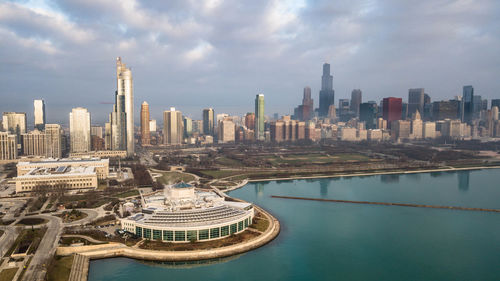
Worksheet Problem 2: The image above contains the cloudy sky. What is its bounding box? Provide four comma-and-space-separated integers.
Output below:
1, 0, 499, 125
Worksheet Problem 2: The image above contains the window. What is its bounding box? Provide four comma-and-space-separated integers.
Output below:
230, 223, 237, 234
144, 228, 152, 239
238, 221, 243, 231
136, 226, 142, 237
221, 226, 229, 236
175, 231, 185, 241
199, 229, 209, 240
153, 229, 161, 240
161, 230, 172, 241
187, 230, 197, 242
244, 218, 249, 227
210, 228, 220, 239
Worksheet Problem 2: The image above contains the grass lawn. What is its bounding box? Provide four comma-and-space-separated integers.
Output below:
16, 218, 48, 226
156, 171, 196, 184
46, 255, 74, 281
0, 268, 18, 281
250, 217, 270, 232
200, 170, 242, 179
265, 153, 370, 165
215, 157, 242, 166
114, 189, 140, 198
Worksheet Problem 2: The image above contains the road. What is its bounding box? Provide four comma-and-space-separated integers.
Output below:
22, 214, 62, 281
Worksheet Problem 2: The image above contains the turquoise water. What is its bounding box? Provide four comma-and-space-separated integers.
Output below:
89, 169, 500, 280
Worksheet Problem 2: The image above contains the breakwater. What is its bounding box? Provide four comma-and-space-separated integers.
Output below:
271, 195, 500, 213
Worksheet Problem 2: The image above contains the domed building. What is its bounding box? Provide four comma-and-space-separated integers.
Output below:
121, 182, 254, 242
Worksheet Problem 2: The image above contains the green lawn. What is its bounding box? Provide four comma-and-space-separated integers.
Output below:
47, 255, 73, 281
114, 189, 140, 198
200, 170, 242, 179
0, 268, 18, 281
156, 171, 196, 184
266, 153, 369, 165
215, 157, 242, 166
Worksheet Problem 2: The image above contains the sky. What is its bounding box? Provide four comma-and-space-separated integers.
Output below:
1, 0, 499, 125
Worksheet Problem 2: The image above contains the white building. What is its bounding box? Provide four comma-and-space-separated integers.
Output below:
34, 99, 46, 130
0, 132, 17, 160
17, 158, 109, 179
121, 182, 254, 243
15, 166, 98, 193
69, 107, 91, 153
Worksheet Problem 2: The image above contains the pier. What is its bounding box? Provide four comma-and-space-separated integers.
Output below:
271, 196, 500, 213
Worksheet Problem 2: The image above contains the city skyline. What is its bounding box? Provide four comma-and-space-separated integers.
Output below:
1, 0, 500, 123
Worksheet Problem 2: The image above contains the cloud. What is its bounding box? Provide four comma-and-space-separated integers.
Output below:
0, 0, 499, 124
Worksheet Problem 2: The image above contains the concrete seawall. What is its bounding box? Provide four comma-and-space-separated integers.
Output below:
60, 204, 280, 279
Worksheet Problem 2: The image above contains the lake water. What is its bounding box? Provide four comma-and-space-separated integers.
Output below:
89, 169, 500, 281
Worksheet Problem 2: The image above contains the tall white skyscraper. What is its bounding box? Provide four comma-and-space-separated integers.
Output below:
34, 99, 46, 130
163, 107, 183, 145
69, 107, 91, 153
116, 57, 134, 156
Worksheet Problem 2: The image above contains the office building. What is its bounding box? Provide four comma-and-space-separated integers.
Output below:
163, 108, 183, 145
22, 130, 46, 156
462, 85, 474, 123
218, 119, 235, 143
255, 94, 265, 141
0, 132, 17, 160
2, 112, 27, 144
360, 103, 377, 129
382, 97, 402, 128
392, 120, 411, 140
91, 126, 103, 138
319, 63, 335, 117
141, 101, 151, 146
45, 124, 62, 158
432, 100, 460, 120
183, 116, 193, 138
34, 99, 46, 131
350, 89, 362, 117
410, 111, 423, 139
294, 87, 314, 121
408, 88, 425, 117
245, 113, 255, 130
202, 108, 215, 136
17, 158, 109, 179
69, 107, 91, 153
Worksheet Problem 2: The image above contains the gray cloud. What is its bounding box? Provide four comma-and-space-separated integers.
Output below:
1, 0, 499, 125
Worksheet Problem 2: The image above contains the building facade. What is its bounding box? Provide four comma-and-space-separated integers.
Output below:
141, 101, 150, 146
34, 99, 46, 131
163, 108, 183, 145
0, 132, 17, 160
202, 108, 215, 136
318, 63, 335, 117
69, 107, 91, 153
255, 94, 265, 141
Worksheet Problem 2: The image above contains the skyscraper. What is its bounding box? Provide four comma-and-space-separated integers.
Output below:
2, 112, 27, 137
350, 89, 362, 117
202, 108, 215, 136
0, 132, 17, 160
255, 94, 265, 141
45, 124, 62, 158
116, 57, 134, 156
183, 116, 193, 138
302, 87, 314, 120
462, 85, 474, 123
408, 88, 425, 117
318, 63, 335, 117
382, 97, 402, 128
360, 103, 377, 129
34, 99, 46, 131
69, 107, 91, 153
245, 113, 255, 130
163, 108, 183, 145
140, 101, 150, 146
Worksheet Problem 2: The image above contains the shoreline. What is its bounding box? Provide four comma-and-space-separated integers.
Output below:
243, 165, 500, 184
59, 203, 280, 281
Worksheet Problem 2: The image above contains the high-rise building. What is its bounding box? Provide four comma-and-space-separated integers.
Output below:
45, 124, 62, 158
0, 132, 17, 160
245, 113, 255, 130
149, 120, 157, 133
255, 94, 265, 141
491, 99, 500, 109
116, 57, 134, 156
432, 100, 460, 120
91, 126, 103, 138
202, 108, 215, 136
360, 103, 377, 129
2, 112, 27, 141
382, 97, 402, 128
218, 119, 235, 143
319, 63, 335, 117
140, 101, 150, 146
22, 130, 46, 156
408, 88, 425, 117
338, 99, 350, 121
34, 99, 46, 131
410, 111, 423, 139
350, 89, 362, 117
163, 108, 183, 145
69, 107, 91, 153
301, 87, 314, 120
392, 120, 411, 140
183, 116, 193, 138
462, 85, 474, 123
